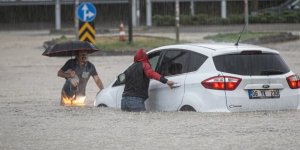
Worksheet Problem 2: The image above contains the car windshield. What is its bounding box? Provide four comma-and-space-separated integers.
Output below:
213, 52, 290, 76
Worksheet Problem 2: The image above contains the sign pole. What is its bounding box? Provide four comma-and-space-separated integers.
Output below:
175, 0, 180, 43
244, 0, 249, 33
128, 0, 133, 44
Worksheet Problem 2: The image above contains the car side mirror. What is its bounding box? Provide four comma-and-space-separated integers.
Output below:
117, 73, 126, 83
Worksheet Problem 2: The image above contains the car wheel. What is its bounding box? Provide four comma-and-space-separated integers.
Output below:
180, 105, 196, 112
97, 104, 107, 107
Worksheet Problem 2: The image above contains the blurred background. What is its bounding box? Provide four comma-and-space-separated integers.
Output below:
0, 0, 299, 31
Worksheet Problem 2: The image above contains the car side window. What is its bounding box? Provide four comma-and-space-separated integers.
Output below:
159, 50, 189, 76
113, 73, 126, 87
148, 51, 162, 71
187, 51, 208, 72
112, 51, 162, 87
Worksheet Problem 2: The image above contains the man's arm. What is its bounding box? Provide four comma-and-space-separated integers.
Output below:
58, 59, 75, 79
93, 75, 104, 91
143, 63, 162, 81
143, 63, 175, 88
57, 69, 75, 79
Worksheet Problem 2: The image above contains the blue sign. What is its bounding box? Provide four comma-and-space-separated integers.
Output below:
76, 2, 97, 22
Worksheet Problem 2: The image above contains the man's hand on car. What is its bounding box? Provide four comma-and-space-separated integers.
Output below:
167, 80, 175, 89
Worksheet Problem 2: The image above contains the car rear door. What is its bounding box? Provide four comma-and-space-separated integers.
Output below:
146, 49, 188, 111
213, 51, 299, 112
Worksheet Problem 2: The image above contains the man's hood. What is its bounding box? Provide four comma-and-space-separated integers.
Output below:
134, 49, 149, 63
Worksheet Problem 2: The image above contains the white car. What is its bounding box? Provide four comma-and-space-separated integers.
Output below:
95, 43, 300, 112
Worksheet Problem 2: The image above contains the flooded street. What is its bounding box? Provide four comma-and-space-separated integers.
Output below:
0, 31, 299, 150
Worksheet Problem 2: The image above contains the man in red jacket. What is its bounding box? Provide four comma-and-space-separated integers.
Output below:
121, 49, 175, 112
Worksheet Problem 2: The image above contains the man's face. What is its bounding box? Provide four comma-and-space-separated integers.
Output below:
78, 52, 88, 64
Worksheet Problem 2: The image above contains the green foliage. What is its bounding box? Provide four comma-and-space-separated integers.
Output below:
95, 36, 179, 51
282, 11, 300, 23
180, 15, 195, 25
49, 36, 182, 52
228, 15, 244, 24
153, 11, 300, 26
153, 15, 175, 26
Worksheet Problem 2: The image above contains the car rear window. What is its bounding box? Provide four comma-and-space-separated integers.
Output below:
213, 53, 290, 75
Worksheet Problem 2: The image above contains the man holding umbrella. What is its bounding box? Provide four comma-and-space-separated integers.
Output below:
57, 51, 104, 106
43, 41, 104, 106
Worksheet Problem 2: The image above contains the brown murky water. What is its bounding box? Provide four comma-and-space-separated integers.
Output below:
0, 31, 299, 150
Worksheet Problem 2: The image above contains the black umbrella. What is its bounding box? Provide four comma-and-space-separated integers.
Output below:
42, 40, 100, 57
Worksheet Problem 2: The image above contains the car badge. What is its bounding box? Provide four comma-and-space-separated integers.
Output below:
262, 85, 270, 88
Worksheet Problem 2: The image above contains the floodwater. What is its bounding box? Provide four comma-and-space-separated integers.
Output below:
0, 31, 299, 150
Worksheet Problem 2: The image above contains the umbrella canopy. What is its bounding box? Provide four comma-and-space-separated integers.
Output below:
42, 40, 100, 57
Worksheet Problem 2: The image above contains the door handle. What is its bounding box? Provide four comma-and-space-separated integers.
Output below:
172, 83, 181, 88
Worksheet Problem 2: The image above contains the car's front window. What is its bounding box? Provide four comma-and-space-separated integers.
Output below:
148, 51, 162, 71
112, 51, 162, 87
159, 50, 189, 76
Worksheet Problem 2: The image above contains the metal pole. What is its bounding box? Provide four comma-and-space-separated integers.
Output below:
221, 0, 227, 19
190, 0, 194, 16
136, 0, 140, 26
146, 0, 152, 27
175, 0, 180, 43
244, 0, 249, 32
132, 0, 137, 27
128, 0, 133, 44
55, 0, 61, 31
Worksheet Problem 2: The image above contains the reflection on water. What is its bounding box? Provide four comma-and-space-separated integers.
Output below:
62, 96, 86, 106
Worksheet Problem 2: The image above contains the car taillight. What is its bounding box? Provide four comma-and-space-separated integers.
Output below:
286, 74, 300, 89
201, 76, 241, 91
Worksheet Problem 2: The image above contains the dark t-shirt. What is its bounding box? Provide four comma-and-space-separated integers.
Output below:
61, 59, 98, 97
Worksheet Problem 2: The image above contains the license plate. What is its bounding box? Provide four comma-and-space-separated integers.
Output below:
248, 89, 280, 99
